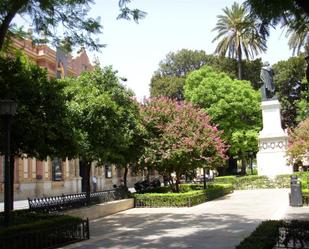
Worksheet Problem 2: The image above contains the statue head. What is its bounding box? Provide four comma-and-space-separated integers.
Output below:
263, 61, 270, 67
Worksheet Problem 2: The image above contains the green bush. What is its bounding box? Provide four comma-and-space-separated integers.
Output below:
134, 183, 233, 207
236, 220, 309, 249
0, 211, 86, 249
235, 220, 281, 249
206, 184, 234, 200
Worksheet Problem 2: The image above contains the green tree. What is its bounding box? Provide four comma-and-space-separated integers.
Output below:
0, 0, 146, 51
184, 66, 262, 174
0, 54, 77, 215
212, 2, 267, 79
140, 97, 226, 192
273, 56, 308, 128
150, 49, 262, 99
64, 66, 142, 198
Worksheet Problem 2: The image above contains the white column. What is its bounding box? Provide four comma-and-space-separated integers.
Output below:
32, 158, 36, 179
23, 158, 29, 179
44, 159, 49, 179
65, 158, 70, 178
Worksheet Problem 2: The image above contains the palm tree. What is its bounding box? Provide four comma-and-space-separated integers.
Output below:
212, 2, 267, 79
286, 26, 309, 55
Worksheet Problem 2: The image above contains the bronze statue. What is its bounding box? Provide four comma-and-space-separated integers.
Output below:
260, 62, 277, 101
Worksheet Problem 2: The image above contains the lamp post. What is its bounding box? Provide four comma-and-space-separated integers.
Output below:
0, 100, 17, 226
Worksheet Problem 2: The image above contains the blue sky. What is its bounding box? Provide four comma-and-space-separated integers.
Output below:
16, 0, 293, 100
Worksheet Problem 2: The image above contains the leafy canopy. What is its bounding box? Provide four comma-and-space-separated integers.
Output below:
150, 49, 262, 100
184, 66, 262, 156
0, 0, 146, 51
0, 54, 77, 159
140, 97, 227, 179
273, 55, 308, 128
63, 66, 143, 165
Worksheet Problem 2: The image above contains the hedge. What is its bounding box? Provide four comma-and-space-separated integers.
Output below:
236, 220, 309, 249
134, 183, 233, 207
0, 211, 88, 249
214, 172, 309, 191
235, 220, 281, 249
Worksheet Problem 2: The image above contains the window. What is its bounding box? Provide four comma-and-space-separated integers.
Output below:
52, 157, 63, 181
105, 163, 112, 178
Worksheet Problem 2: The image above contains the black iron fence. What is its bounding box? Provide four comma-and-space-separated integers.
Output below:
28, 187, 128, 212
274, 220, 309, 249
0, 219, 89, 249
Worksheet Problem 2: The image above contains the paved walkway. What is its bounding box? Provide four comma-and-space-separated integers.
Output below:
60, 189, 309, 249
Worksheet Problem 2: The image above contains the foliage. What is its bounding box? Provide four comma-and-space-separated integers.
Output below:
134, 190, 207, 207
236, 220, 309, 249
287, 118, 309, 165
63, 66, 144, 194
245, 0, 309, 40
286, 26, 309, 55
150, 50, 262, 100
0, 54, 77, 159
184, 66, 262, 159
214, 175, 291, 189
235, 220, 281, 249
140, 97, 227, 192
0, 0, 146, 51
273, 56, 308, 128
0, 211, 85, 249
134, 183, 233, 207
64, 66, 143, 165
212, 2, 266, 79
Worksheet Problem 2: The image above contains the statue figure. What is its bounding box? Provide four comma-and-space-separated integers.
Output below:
260, 62, 277, 101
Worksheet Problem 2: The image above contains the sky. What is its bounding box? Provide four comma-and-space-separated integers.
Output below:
16, 0, 294, 100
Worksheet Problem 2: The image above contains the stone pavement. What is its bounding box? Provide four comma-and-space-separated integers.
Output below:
60, 189, 309, 249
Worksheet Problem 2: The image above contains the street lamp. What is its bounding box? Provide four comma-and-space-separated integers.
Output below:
0, 100, 17, 226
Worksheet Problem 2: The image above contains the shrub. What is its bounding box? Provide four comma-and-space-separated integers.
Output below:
0, 211, 87, 249
134, 183, 233, 207
236, 220, 309, 249
235, 220, 281, 249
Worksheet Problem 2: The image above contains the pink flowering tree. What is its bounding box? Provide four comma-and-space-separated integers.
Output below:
287, 118, 309, 165
140, 97, 227, 192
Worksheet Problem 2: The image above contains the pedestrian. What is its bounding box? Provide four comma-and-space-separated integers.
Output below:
92, 175, 97, 192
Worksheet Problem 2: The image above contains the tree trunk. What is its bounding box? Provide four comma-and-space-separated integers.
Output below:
123, 165, 128, 188
226, 156, 237, 175
237, 44, 242, 80
175, 173, 180, 193
9, 154, 14, 211
240, 153, 247, 175
0, 0, 25, 52
80, 160, 91, 205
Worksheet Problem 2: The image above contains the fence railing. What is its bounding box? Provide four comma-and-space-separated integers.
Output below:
274, 221, 309, 249
28, 187, 128, 212
0, 219, 89, 249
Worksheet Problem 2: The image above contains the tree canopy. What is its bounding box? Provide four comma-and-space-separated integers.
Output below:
0, 0, 146, 51
184, 66, 262, 158
150, 49, 262, 100
212, 2, 267, 79
0, 54, 77, 159
273, 55, 308, 128
140, 97, 226, 191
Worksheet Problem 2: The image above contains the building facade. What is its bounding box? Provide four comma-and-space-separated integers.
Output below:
0, 39, 156, 201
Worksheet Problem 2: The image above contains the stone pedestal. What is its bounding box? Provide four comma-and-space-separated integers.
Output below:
257, 100, 293, 176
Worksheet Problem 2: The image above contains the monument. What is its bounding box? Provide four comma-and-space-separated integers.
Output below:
256, 62, 293, 176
